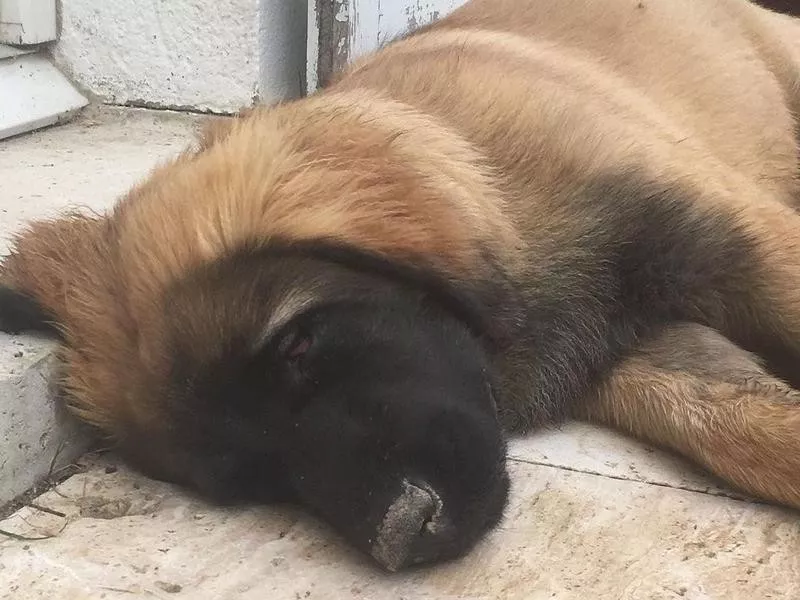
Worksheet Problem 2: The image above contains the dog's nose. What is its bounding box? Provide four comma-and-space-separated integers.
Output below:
370, 479, 451, 571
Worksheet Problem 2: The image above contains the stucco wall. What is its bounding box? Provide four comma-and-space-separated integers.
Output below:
51, 0, 306, 114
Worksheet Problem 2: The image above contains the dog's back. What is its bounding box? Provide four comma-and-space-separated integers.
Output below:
333, 0, 800, 205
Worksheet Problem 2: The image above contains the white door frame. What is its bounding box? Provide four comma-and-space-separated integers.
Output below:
307, 0, 465, 94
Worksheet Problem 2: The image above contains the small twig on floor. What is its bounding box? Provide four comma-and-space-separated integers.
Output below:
15, 513, 68, 539
46, 438, 67, 480
44, 439, 80, 499
98, 586, 137, 595
48, 487, 70, 499
0, 528, 53, 542
45, 461, 87, 499
27, 503, 66, 518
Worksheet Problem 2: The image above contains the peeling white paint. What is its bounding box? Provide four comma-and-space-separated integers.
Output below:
335, 2, 349, 22
306, 2, 320, 93
308, 0, 466, 94
348, 0, 465, 62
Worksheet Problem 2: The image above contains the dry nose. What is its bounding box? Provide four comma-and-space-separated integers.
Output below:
370, 479, 446, 572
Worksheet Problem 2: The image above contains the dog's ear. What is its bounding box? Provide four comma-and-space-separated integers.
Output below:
0, 285, 61, 337
0, 212, 108, 340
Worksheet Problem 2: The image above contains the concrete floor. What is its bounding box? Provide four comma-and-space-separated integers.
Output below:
1, 107, 799, 599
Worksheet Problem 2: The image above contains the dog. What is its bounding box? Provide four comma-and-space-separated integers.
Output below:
1, 0, 798, 572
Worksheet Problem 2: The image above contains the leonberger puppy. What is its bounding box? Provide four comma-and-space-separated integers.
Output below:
1, 0, 799, 572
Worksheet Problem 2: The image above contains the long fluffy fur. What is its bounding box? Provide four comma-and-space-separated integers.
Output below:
3, 0, 800, 511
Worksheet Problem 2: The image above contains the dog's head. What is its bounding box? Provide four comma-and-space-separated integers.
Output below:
120, 243, 510, 571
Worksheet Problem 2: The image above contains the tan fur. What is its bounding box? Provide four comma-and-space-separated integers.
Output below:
577, 323, 800, 508
3, 0, 800, 508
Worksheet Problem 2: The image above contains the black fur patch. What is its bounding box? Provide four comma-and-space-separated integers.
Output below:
501, 170, 764, 429
752, 0, 800, 16
0, 285, 61, 337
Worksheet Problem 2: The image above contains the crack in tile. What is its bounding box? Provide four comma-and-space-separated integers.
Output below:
506, 455, 758, 504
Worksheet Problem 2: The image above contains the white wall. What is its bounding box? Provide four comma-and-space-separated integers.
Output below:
51, 0, 307, 114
